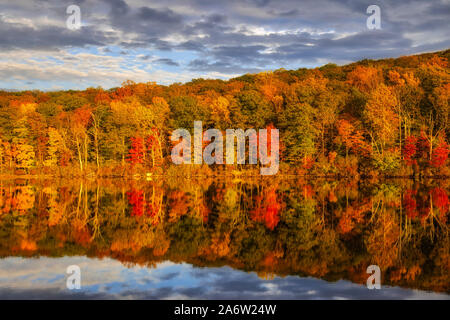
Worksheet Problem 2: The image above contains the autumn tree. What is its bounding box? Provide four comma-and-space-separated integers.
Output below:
347, 65, 382, 94
11, 103, 37, 171
430, 137, 449, 168
364, 84, 401, 170
44, 127, 64, 167
418, 56, 450, 159
70, 107, 92, 171
127, 137, 145, 166
335, 119, 370, 158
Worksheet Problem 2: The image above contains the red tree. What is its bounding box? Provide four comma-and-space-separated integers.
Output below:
127, 137, 145, 165
430, 138, 449, 168
403, 136, 418, 165
416, 132, 430, 159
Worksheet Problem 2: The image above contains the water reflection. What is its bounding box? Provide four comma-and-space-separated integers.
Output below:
0, 178, 448, 298
0, 257, 448, 300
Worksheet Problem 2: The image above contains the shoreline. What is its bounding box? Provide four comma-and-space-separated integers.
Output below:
1, 173, 449, 180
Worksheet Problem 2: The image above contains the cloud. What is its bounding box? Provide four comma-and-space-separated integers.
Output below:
0, 257, 449, 299
0, 15, 107, 50
154, 58, 180, 66
0, 0, 448, 89
188, 59, 262, 74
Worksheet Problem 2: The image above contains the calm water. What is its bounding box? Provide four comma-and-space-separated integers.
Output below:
0, 177, 448, 299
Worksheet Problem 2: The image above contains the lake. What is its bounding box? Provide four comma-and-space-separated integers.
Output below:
0, 177, 448, 299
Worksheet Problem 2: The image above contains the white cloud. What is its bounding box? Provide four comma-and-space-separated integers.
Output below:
0, 0, 448, 89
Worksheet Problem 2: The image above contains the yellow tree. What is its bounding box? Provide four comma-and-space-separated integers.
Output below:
210, 96, 231, 129
347, 65, 383, 94
44, 127, 64, 167
70, 107, 92, 171
148, 96, 170, 166
255, 71, 286, 112
418, 56, 450, 159
364, 84, 399, 155
110, 99, 137, 165
12, 103, 37, 172
110, 96, 169, 167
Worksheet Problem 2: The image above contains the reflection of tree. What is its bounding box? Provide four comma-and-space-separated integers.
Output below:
168, 190, 189, 222
0, 179, 448, 293
366, 208, 400, 270
250, 187, 282, 230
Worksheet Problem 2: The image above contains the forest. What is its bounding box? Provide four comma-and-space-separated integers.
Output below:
0, 49, 449, 178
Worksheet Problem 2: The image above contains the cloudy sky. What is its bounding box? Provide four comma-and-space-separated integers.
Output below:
0, 0, 449, 90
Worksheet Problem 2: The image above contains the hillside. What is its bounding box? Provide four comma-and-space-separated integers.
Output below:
0, 49, 449, 177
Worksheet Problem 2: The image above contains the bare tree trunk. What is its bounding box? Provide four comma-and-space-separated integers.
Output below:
122, 136, 125, 166
84, 134, 88, 170
321, 125, 326, 157
157, 136, 163, 166
399, 117, 402, 160
429, 114, 434, 160
152, 147, 155, 167
91, 113, 100, 171
75, 136, 83, 171
95, 136, 99, 170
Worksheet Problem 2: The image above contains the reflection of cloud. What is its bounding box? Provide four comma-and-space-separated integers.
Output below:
0, 257, 448, 300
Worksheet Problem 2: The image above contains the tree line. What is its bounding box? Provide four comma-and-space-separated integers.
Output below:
0, 49, 449, 177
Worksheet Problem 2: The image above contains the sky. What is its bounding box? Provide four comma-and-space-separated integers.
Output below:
0, 0, 449, 91
0, 257, 449, 299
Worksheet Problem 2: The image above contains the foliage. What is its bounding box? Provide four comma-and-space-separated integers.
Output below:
0, 50, 448, 176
